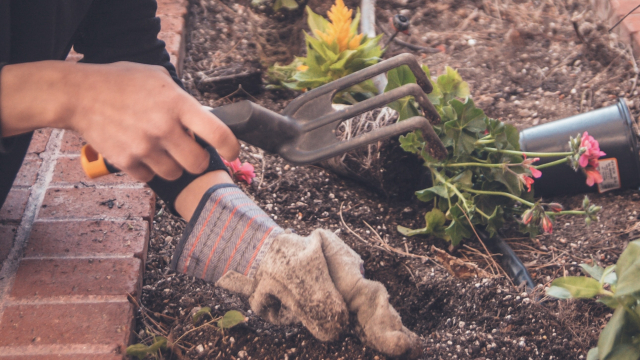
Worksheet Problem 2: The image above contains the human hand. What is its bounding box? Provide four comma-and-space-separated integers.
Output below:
216, 229, 423, 358
0, 61, 239, 182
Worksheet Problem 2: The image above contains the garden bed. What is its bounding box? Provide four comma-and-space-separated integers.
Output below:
133, 0, 640, 358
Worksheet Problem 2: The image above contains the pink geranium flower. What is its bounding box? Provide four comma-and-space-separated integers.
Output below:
579, 132, 606, 168
519, 174, 535, 192
223, 158, 256, 184
584, 166, 603, 187
522, 154, 542, 178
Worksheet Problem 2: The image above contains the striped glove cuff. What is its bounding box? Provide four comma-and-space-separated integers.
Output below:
171, 184, 283, 283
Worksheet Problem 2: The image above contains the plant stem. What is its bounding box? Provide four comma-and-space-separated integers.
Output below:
475, 139, 496, 145
475, 207, 491, 219
443, 162, 504, 168
534, 157, 569, 170
546, 210, 587, 216
431, 168, 472, 212
484, 147, 573, 158
463, 187, 535, 207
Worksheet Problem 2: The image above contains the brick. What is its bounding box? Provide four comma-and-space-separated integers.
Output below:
621, 14, 640, 34
60, 131, 86, 154
0, 188, 30, 223
13, 158, 42, 187
38, 188, 155, 220
158, 31, 183, 58
610, 0, 640, 17
25, 221, 148, 260
11, 258, 142, 299
0, 354, 122, 360
159, 14, 185, 34
156, 0, 188, 17
0, 225, 17, 265
51, 157, 136, 185
27, 128, 52, 155
0, 301, 133, 350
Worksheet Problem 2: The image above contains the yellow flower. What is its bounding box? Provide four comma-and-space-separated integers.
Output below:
313, 0, 363, 52
296, 64, 309, 71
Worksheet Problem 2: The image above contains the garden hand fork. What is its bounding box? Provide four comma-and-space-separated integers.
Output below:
81, 53, 447, 178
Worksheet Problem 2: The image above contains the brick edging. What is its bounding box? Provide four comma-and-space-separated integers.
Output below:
593, 0, 640, 57
0, 0, 189, 358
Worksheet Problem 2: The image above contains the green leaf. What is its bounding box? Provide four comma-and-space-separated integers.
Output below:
549, 276, 603, 298
598, 306, 640, 360
416, 185, 451, 202
489, 168, 522, 196
546, 285, 573, 299
598, 295, 619, 309
484, 207, 505, 238
192, 306, 212, 324
273, 0, 299, 10
385, 65, 421, 120
581, 263, 605, 281
350, 8, 361, 35
218, 310, 246, 329
587, 348, 599, 360
445, 204, 472, 246
399, 132, 422, 154
602, 265, 618, 286
451, 170, 473, 186
450, 98, 486, 133
126, 336, 167, 360
437, 66, 470, 101
306, 6, 330, 34
614, 240, 640, 298
397, 209, 447, 239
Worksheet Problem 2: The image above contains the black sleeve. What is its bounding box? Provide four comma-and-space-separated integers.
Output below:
73, 0, 183, 88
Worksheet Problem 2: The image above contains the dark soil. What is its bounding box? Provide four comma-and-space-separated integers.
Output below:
131, 0, 640, 358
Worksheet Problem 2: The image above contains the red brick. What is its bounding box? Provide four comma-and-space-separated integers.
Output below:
60, 131, 86, 154
25, 221, 148, 260
156, 0, 188, 17
611, 0, 640, 17
0, 354, 122, 360
0, 225, 17, 265
38, 188, 155, 220
622, 14, 640, 34
159, 14, 185, 34
27, 129, 52, 155
0, 301, 133, 350
13, 158, 42, 187
51, 157, 136, 185
0, 188, 30, 223
11, 258, 142, 299
158, 31, 183, 58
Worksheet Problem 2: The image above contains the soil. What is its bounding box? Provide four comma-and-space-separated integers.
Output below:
132, 0, 640, 358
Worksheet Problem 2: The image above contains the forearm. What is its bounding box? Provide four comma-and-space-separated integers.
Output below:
0, 61, 80, 137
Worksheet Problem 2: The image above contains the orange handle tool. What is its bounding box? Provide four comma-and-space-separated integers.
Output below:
81, 144, 119, 179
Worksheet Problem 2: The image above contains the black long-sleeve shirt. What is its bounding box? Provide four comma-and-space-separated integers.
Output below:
0, 0, 182, 208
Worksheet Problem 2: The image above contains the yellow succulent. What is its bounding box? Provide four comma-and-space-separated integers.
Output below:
313, 0, 363, 52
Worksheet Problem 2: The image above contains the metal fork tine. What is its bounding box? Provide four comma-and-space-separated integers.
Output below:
300, 83, 440, 132
283, 53, 433, 117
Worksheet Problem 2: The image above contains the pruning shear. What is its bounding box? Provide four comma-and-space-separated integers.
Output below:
80, 53, 447, 179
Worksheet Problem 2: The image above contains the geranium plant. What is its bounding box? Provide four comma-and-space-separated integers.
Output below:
268, 0, 383, 103
546, 240, 640, 360
390, 65, 604, 245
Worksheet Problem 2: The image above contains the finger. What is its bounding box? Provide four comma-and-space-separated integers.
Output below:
143, 149, 184, 181
177, 98, 240, 161
122, 162, 155, 183
162, 127, 211, 174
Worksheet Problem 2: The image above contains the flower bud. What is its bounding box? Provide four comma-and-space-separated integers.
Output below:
522, 209, 534, 225
541, 215, 553, 234
546, 203, 563, 213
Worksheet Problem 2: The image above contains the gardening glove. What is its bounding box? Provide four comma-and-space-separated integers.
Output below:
171, 184, 421, 358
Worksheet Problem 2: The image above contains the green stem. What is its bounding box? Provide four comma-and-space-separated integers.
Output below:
431, 168, 472, 212
484, 147, 573, 158
463, 188, 535, 207
443, 162, 504, 168
534, 157, 569, 170
476, 208, 491, 219
475, 139, 495, 145
546, 210, 587, 216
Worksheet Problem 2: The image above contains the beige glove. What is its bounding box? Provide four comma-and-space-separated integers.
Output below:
216, 229, 423, 358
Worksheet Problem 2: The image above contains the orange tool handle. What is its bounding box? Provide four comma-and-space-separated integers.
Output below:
80, 144, 120, 179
